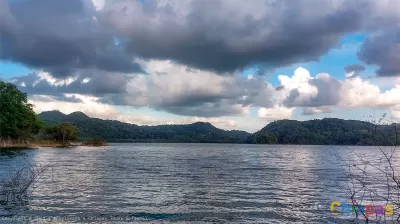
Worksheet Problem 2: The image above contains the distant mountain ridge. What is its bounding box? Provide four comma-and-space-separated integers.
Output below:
38, 111, 250, 143
38, 111, 400, 145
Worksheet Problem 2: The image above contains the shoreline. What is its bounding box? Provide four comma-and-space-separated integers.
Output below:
1, 142, 399, 149
0, 142, 105, 149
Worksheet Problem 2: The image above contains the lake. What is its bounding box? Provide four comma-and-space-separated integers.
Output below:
0, 144, 398, 223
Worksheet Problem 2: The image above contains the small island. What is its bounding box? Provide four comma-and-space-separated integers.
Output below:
81, 137, 109, 147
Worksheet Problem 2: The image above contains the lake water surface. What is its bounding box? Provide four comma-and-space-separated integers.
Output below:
0, 144, 398, 223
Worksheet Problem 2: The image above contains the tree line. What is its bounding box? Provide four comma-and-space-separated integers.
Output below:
0, 81, 78, 147
38, 110, 250, 143
247, 119, 399, 146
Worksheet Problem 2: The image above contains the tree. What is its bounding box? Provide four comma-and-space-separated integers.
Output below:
44, 123, 78, 146
0, 81, 43, 142
335, 117, 400, 223
82, 136, 108, 146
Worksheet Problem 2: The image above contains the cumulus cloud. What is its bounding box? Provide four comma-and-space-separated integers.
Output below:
258, 106, 294, 121
340, 77, 400, 108
279, 68, 341, 108
278, 67, 400, 110
302, 106, 334, 115
108, 60, 274, 117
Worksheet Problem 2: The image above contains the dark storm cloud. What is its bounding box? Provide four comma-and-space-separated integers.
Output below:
101, 0, 368, 74
344, 64, 366, 78
0, 0, 143, 78
2, 0, 400, 77
358, 28, 400, 77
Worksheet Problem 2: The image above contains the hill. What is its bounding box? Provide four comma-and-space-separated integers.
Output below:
38, 111, 250, 143
38, 111, 400, 145
247, 118, 400, 146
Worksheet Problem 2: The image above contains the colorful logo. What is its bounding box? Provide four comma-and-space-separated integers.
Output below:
330, 201, 393, 218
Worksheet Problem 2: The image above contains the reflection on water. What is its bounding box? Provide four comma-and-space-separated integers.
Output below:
0, 144, 398, 223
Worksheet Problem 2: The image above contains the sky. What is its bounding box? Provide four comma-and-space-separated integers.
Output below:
0, 0, 399, 132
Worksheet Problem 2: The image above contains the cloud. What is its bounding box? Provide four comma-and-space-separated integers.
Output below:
391, 105, 400, 120
8, 70, 131, 96
30, 94, 83, 103
344, 64, 366, 78
358, 27, 400, 77
302, 106, 334, 115
108, 60, 274, 117
278, 67, 400, 110
279, 68, 341, 108
339, 77, 400, 108
2, 0, 400, 78
10, 64, 400, 120
0, 0, 143, 77
258, 106, 294, 121
92, 0, 105, 11
8, 60, 275, 117
100, 0, 372, 73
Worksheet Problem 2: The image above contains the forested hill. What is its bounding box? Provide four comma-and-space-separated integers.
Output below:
247, 119, 400, 146
39, 111, 399, 145
38, 111, 250, 143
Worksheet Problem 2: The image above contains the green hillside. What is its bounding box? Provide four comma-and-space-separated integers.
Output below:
38, 111, 250, 143
39, 111, 399, 145
247, 118, 399, 146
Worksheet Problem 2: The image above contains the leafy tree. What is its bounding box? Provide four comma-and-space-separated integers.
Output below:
44, 123, 78, 145
0, 81, 43, 141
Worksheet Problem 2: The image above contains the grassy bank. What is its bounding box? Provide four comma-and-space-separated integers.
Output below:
0, 139, 108, 149
0, 140, 66, 149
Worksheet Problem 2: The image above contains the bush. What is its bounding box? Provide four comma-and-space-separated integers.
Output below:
44, 123, 78, 146
81, 137, 108, 146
